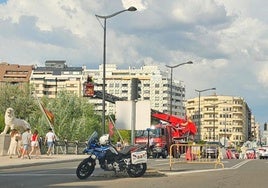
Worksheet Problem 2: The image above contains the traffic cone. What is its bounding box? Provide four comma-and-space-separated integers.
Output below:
226, 149, 232, 159
186, 147, 192, 160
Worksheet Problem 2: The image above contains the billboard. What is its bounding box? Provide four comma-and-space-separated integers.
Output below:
115, 101, 151, 130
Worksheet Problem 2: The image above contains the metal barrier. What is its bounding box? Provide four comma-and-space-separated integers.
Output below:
169, 143, 224, 170
54, 140, 87, 155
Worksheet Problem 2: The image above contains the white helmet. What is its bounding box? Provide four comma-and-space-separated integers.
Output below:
99, 134, 109, 145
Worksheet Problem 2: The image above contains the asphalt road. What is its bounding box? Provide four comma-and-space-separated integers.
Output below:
0, 159, 268, 188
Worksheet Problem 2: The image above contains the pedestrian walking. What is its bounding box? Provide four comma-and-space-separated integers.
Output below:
29, 129, 41, 158
45, 128, 55, 156
16, 131, 22, 158
21, 128, 31, 159
7, 129, 20, 158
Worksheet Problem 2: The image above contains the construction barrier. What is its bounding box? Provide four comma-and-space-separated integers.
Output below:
169, 143, 224, 170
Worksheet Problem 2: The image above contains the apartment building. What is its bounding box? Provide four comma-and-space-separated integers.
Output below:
185, 94, 252, 146
84, 64, 186, 117
250, 115, 260, 142
30, 60, 85, 98
0, 62, 33, 86
30, 62, 186, 117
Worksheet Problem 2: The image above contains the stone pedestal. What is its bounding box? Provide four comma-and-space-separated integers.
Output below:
0, 134, 11, 156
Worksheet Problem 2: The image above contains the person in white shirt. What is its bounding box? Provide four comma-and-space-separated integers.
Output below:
21, 128, 31, 159
45, 128, 55, 156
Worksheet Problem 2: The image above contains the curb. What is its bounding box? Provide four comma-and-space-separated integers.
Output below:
0, 158, 84, 170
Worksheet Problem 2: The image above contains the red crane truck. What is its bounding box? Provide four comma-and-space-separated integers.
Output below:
135, 110, 197, 158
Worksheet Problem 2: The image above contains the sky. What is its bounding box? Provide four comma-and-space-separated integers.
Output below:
0, 0, 268, 127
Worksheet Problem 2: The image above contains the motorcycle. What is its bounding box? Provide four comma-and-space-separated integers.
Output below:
76, 131, 147, 179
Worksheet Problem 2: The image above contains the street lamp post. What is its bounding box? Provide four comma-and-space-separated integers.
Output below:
146, 128, 151, 157
211, 101, 227, 141
195, 88, 216, 141
96, 7, 137, 134
166, 61, 193, 115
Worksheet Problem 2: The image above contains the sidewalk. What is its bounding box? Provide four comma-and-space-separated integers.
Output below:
0, 154, 87, 169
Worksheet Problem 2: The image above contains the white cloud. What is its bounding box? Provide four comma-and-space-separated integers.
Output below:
172, 0, 228, 24
257, 65, 268, 87
121, 0, 148, 11
0, 0, 268, 124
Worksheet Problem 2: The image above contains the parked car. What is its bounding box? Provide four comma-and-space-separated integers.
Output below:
258, 146, 268, 159
202, 141, 223, 158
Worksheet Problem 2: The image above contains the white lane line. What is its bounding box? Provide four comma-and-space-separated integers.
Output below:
151, 162, 170, 166
231, 160, 250, 169
159, 160, 251, 176
163, 168, 229, 176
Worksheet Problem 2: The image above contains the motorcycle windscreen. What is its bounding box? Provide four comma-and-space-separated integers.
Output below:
87, 131, 98, 145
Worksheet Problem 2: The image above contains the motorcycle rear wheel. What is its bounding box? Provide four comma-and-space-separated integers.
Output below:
76, 158, 95, 180
127, 163, 147, 177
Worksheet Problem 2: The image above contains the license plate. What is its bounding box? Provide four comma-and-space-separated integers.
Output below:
131, 151, 147, 164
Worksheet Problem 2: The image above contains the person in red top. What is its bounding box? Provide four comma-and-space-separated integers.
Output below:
29, 129, 41, 158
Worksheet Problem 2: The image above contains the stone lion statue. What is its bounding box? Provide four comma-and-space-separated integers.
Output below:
0, 107, 31, 134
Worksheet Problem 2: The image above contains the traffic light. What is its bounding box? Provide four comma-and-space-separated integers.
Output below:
131, 78, 141, 100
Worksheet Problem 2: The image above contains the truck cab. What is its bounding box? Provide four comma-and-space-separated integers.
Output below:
135, 124, 168, 158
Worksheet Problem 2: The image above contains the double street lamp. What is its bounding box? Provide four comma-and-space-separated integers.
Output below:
166, 61, 193, 115
96, 7, 137, 134
195, 88, 216, 141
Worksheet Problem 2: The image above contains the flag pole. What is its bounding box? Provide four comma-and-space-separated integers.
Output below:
33, 92, 58, 140
33, 92, 66, 154
108, 115, 123, 143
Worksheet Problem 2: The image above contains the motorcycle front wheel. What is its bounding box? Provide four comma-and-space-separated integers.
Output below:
127, 163, 147, 177
76, 158, 96, 180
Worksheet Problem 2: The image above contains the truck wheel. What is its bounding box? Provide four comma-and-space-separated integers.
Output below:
152, 153, 158, 158
162, 150, 168, 159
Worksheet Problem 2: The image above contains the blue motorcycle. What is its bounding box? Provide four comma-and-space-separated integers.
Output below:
76, 131, 147, 179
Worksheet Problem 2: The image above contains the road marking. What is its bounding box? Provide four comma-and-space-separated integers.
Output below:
0, 160, 253, 177
151, 162, 169, 166
230, 160, 250, 169
163, 168, 228, 176
150, 160, 230, 168
158, 160, 251, 176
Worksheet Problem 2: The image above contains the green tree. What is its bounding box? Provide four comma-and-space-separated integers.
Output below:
34, 91, 102, 141
0, 114, 4, 133
0, 83, 37, 129
0, 84, 102, 141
